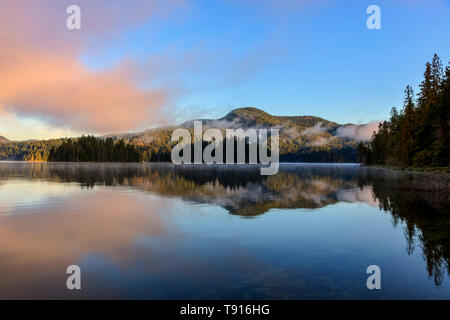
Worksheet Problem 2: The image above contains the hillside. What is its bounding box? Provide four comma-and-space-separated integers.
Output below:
181, 107, 339, 130
0, 107, 369, 162
0, 136, 10, 144
128, 107, 348, 145
359, 54, 449, 169
114, 107, 361, 162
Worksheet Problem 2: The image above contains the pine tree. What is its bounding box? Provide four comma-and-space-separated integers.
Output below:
433, 64, 450, 166
398, 85, 416, 166
362, 55, 449, 169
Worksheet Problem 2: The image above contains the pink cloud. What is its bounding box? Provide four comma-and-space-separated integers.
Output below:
0, 0, 186, 133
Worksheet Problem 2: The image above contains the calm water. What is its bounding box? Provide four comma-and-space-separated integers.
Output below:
0, 162, 449, 299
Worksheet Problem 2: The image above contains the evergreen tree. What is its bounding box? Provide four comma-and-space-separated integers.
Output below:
433, 64, 450, 166
361, 54, 449, 169
398, 85, 416, 166
48, 136, 141, 162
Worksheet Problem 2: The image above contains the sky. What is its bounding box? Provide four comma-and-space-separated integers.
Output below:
0, 0, 449, 141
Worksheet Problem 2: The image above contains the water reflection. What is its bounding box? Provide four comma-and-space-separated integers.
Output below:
0, 162, 448, 298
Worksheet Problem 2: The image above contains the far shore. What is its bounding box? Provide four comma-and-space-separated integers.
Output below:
1, 160, 448, 173
361, 163, 450, 174
2, 160, 448, 193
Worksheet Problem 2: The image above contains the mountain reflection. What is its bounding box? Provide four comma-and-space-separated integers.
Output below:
0, 162, 449, 287
0, 163, 380, 214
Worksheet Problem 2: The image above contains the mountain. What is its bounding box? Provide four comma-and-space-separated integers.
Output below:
113, 107, 362, 162
181, 107, 339, 130
126, 107, 346, 145
0, 107, 367, 162
0, 136, 10, 144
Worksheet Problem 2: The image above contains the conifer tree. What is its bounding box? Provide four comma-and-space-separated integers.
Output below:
361, 54, 449, 168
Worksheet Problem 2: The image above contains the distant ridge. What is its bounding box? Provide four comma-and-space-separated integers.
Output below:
181, 107, 340, 130
0, 107, 374, 162
116, 107, 364, 163
0, 135, 10, 144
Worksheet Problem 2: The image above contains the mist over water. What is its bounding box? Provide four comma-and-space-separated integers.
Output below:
0, 162, 449, 299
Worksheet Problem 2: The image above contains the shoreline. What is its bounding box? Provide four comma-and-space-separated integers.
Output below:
362, 165, 450, 194
360, 164, 450, 174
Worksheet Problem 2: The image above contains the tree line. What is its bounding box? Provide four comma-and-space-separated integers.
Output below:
358, 54, 449, 168
1, 135, 357, 163
48, 136, 141, 162
0, 139, 63, 161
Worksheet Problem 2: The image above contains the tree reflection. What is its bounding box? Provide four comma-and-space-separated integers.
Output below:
358, 169, 450, 285
0, 162, 448, 285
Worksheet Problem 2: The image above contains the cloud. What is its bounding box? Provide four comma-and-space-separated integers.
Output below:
335, 122, 380, 141
0, 46, 175, 132
335, 187, 379, 207
301, 122, 328, 136
282, 127, 302, 140
311, 136, 336, 146
0, 186, 172, 298
283, 120, 380, 146
283, 122, 328, 141
294, 122, 336, 146
0, 111, 82, 141
0, 0, 186, 133
0, 0, 299, 136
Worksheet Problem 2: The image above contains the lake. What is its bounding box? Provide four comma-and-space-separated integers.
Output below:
0, 162, 449, 299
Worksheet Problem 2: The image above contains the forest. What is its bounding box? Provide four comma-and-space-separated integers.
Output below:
48, 136, 141, 162
1, 107, 360, 163
358, 54, 449, 169
0, 139, 64, 161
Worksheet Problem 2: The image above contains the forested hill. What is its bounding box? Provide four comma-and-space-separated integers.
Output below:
0, 136, 10, 144
48, 136, 141, 162
358, 54, 449, 169
0, 108, 372, 162
0, 138, 65, 161
181, 107, 340, 130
